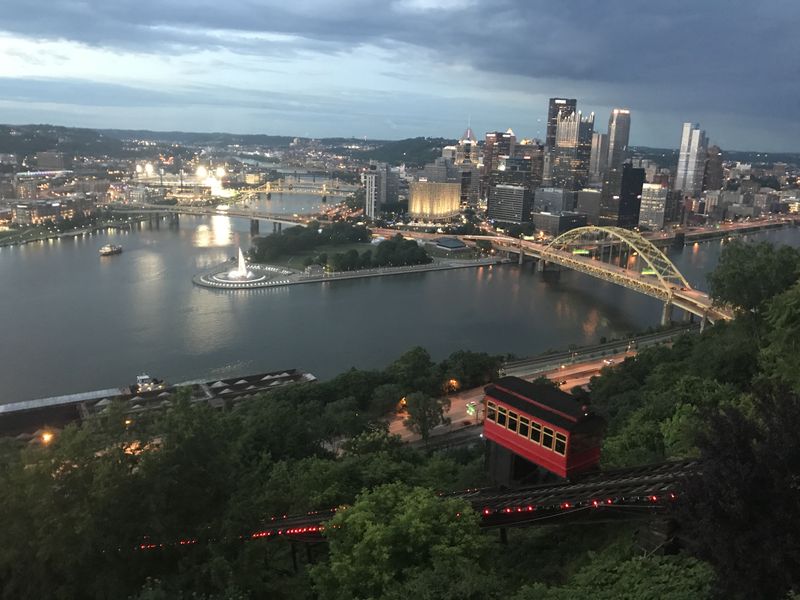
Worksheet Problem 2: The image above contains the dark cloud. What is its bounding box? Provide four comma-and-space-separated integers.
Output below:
1, 0, 798, 148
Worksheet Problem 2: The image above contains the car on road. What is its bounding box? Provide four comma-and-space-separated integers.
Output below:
602, 358, 615, 365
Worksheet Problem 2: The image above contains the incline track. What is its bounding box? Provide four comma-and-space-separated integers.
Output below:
137, 460, 700, 550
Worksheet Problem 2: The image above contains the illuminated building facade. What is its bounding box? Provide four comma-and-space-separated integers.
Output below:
551, 111, 594, 190
408, 181, 461, 221
546, 98, 577, 149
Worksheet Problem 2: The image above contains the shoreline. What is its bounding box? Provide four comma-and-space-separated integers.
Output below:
193, 257, 509, 290
0, 217, 149, 248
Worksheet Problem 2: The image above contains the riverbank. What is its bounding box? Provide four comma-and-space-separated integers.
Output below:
193, 256, 508, 290
0, 217, 149, 248
646, 217, 796, 248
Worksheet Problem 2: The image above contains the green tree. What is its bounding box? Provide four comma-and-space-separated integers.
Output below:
679, 386, 800, 599
761, 280, 800, 391
441, 350, 502, 389
311, 483, 486, 600
512, 552, 714, 600
387, 347, 440, 396
403, 392, 451, 443
707, 240, 800, 313
371, 383, 406, 415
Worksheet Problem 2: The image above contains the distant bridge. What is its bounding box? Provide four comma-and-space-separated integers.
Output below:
109, 203, 312, 229
464, 226, 732, 326
237, 180, 357, 199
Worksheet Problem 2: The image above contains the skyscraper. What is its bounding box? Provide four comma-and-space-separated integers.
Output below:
702, 144, 724, 191
483, 129, 516, 175
638, 183, 669, 230
546, 98, 577, 149
551, 111, 594, 190
599, 163, 645, 228
364, 161, 398, 219
456, 127, 480, 166
606, 109, 631, 171
674, 123, 708, 198
589, 132, 609, 179
482, 129, 516, 200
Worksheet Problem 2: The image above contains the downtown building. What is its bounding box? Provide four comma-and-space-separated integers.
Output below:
589, 132, 609, 180
606, 109, 631, 171
487, 184, 532, 224
550, 110, 594, 190
364, 161, 399, 219
546, 98, 577, 149
421, 134, 480, 208
703, 145, 724, 192
638, 183, 670, 230
533, 187, 574, 213
674, 123, 708, 198
408, 181, 461, 221
532, 211, 587, 236
599, 163, 645, 228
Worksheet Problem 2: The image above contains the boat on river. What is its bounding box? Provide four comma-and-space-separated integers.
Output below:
99, 244, 123, 256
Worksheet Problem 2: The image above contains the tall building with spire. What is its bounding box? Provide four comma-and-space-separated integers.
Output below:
674, 123, 708, 197
606, 109, 631, 171
456, 126, 480, 166
546, 98, 577, 149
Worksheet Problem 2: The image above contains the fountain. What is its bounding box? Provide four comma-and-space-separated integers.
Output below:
196, 245, 294, 289
227, 247, 252, 279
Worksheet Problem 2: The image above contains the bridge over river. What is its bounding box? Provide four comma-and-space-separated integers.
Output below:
384, 226, 732, 326
109, 202, 313, 232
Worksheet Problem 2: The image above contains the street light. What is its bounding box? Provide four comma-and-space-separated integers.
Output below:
41, 431, 53, 445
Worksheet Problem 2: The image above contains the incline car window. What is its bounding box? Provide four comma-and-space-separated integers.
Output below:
507, 411, 518, 433
518, 416, 529, 438
497, 406, 507, 427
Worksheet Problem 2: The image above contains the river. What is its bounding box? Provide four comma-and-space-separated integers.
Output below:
1, 197, 798, 402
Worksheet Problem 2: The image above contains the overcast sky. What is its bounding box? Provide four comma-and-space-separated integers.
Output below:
0, 0, 797, 151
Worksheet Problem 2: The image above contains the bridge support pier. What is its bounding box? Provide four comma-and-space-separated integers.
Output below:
250, 219, 259, 235
518, 250, 524, 265
661, 302, 673, 326
273, 222, 282, 234
700, 315, 708, 333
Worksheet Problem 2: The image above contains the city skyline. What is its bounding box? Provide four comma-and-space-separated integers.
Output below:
1, 1, 798, 151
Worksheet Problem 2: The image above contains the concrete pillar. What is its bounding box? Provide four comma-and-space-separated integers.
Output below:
537, 259, 545, 273
273, 222, 278, 233
250, 219, 259, 235
518, 249, 524, 265
700, 315, 708, 332
278, 223, 282, 233
682, 310, 692, 323
661, 302, 673, 326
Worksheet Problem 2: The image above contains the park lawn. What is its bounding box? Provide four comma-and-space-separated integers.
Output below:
264, 242, 377, 268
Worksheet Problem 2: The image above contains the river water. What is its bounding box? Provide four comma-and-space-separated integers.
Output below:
1, 197, 798, 402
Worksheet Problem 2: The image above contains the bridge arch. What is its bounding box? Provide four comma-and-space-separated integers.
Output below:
543, 226, 691, 294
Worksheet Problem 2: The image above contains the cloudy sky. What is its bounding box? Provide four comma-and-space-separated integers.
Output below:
0, 0, 797, 150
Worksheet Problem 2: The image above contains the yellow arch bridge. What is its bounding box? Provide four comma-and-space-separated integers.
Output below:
464, 226, 733, 327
